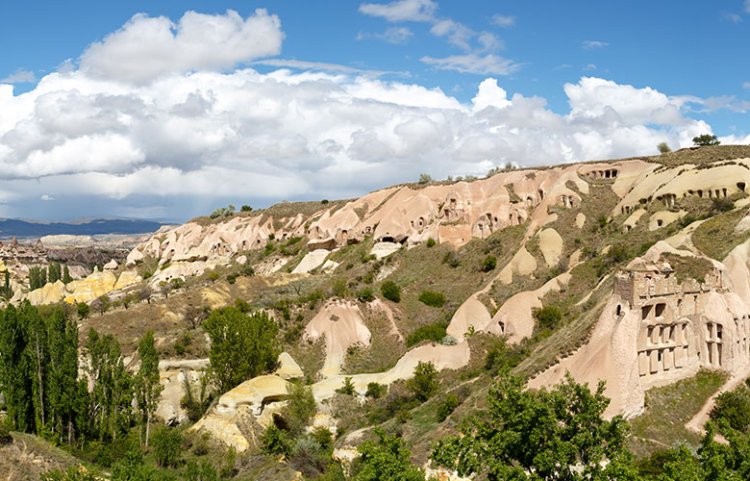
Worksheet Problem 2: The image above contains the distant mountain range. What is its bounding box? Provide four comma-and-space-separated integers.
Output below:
0, 218, 165, 238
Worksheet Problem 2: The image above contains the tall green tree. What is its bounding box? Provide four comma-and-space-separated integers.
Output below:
0, 270, 12, 299
135, 331, 162, 448
46, 307, 84, 444
85, 329, 133, 442
0, 304, 34, 431
62, 265, 72, 284
23, 302, 49, 431
202, 307, 280, 392
48, 263, 62, 283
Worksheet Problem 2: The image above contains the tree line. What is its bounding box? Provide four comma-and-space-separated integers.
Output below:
0, 302, 161, 449
29, 263, 73, 290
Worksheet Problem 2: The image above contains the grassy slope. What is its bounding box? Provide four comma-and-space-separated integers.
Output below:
0, 432, 82, 481
628, 369, 728, 458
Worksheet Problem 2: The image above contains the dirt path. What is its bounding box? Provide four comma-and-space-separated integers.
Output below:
685, 364, 750, 434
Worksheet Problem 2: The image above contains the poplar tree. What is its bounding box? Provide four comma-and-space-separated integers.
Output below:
135, 331, 162, 448
85, 329, 132, 441
0, 305, 33, 431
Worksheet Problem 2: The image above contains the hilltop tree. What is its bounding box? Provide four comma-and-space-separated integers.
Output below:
202, 307, 280, 392
135, 331, 162, 448
657, 142, 672, 153
693, 134, 720, 146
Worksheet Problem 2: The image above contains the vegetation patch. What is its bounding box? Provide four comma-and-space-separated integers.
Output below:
417, 290, 446, 308
406, 321, 448, 347
629, 369, 728, 458
693, 207, 750, 260
661, 253, 714, 284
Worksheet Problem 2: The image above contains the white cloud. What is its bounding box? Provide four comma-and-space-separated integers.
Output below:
0, 12, 723, 219
421, 53, 520, 75
1, 69, 36, 84
564, 77, 688, 125
743, 82, 750, 89
359, 0, 437, 22
381, 26, 414, 44
40, 194, 54, 201
472, 78, 511, 111
491, 15, 516, 27
357, 27, 414, 44
582, 40, 608, 50
430, 19, 474, 50
80, 9, 283, 83
746, 0, 750, 13
477, 32, 503, 51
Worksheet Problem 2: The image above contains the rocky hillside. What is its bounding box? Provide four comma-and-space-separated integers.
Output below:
9, 144, 750, 479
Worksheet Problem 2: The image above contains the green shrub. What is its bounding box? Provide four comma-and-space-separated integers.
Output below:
408, 361, 438, 402
712, 198, 734, 213
481, 255, 497, 272
406, 322, 447, 347
381, 281, 401, 303
426, 238, 437, 248
436, 393, 459, 422
336, 377, 356, 396
284, 383, 317, 435
356, 287, 375, 303
484, 338, 528, 374
533, 305, 563, 331
152, 426, 183, 468
442, 251, 460, 268
332, 278, 349, 298
418, 290, 446, 308
365, 382, 386, 399
262, 424, 290, 456
240, 204, 253, 212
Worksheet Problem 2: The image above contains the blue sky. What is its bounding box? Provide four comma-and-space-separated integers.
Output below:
1, 0, 749, 221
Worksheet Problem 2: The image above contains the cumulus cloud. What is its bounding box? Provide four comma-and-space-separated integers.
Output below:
359, 0, 437, 22
40, 194, 54, 201
80, 9, 283, 83
0, 66, 713, 219
582, 40, 608, 50
421, 53, 520, 75
1, 69, 36, 84
0, 10, 725, 219
491, 15, 516, 27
